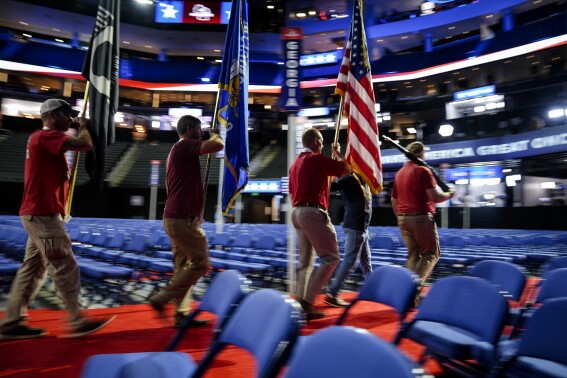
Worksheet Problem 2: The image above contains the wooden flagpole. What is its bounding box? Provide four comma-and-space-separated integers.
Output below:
201, 89, 223, 220
65, 84, 90, 220
333, 96, 345, 147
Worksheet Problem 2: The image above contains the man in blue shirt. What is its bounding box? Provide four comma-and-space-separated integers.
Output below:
325, 172, 372, 307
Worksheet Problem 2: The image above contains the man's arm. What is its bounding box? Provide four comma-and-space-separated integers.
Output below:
426, 187, 455, 203
63, 117, 93, 151
331, 143, 351, 176
200, 130, 224, 155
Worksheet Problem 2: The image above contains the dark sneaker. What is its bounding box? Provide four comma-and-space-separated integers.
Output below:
59, 315, 115, 339
0, 325, 47, 340
174, 313, 210, 329
323, 295, 350, 308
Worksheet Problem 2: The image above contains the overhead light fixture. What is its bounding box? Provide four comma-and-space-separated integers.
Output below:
548, 108, 565, 119
541, 182, 556, 189
438, 124, 454, 137
407, 127, 417, 134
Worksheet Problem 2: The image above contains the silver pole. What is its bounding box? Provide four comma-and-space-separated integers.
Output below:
216, 157, 225, 235
149, 186, 157, 220
286, 114, 296, 296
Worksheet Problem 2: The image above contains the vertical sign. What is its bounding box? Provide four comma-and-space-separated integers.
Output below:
149, 160, 161, 221
149, 160, 161, 186
281, 27, 302, 112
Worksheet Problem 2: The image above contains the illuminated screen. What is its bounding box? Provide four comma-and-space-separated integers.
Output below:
242, 180, 281, 194
155, 1, 230, 24
446, 166, 502, 181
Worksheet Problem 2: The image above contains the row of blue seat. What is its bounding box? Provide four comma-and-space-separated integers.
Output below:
79, 266, 567, 378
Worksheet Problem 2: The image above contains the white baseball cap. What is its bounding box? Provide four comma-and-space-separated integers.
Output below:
40, 99, 79, 116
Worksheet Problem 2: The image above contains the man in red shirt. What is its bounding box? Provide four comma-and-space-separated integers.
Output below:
148, 115, 224, 328
391, 141, 455, 304
289, 128, 350, 320
0, 99, 114, 340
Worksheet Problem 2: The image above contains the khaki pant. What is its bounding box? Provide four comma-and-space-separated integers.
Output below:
397, 213, 441, 284
152, 217, 209, 314
1, 215, 83, 331
292, 207, 339, 304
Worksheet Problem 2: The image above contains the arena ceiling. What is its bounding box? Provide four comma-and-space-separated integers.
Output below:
2, 0, 560, 58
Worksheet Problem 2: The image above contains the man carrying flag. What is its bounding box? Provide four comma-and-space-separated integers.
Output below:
335, 0, 382, 195
217, 0, 249, 216
81, 0, 120, 190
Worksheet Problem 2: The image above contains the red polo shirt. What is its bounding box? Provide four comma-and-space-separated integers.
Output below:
392, 161, 437, 215
163, 138, 204, 219
289, 151, 345, 210
20, 129, 69, 216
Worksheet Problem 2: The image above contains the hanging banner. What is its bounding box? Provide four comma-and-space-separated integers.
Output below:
280, 27, 302, 112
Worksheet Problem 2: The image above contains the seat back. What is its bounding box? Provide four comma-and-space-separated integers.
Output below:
256, 235, 277, 250
469, 260, 527, 301
210, 233, 231, 249
354, 265, 419, 320
196, 289, 301, 378
105, 233, 126, 249
166, 270, 250, 351
124, 234, 147, 253
540, 256, 567, 277
198, 270, 251, 324
516, 298, 567, 365
285, 326, 415, 378
231, 234, 253, 249
415, 276, 509, 344
370, 236, 396, 250
535, 267, 567, 303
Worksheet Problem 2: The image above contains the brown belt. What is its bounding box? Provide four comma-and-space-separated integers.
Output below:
398, 212, 429, 216
296, 203, 324, 209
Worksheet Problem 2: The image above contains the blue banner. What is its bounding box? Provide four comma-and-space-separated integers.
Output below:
381, 126, 567, 168
217, 0, 249, 216
280, 27, 302, 112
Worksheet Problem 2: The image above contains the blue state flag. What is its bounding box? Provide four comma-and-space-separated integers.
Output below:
217, 0, 249, 216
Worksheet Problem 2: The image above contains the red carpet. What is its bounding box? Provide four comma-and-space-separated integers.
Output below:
0, 292, 442, 377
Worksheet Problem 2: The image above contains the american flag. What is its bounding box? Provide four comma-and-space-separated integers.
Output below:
335, 0, 383, 194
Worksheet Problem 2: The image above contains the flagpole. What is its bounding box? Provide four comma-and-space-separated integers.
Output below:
333, 95, 345, 147
201, 89, 223, 225
65, 84, 90, 219
202, 90, 222, 198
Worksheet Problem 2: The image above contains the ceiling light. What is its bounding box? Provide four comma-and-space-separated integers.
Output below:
438, 124, 454, 136
548, 109, 565, 118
